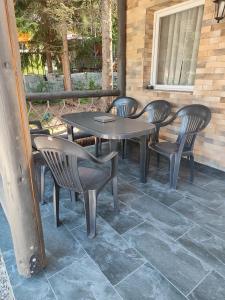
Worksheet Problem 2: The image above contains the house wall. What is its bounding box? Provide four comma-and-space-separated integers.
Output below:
126, 0, 225, 171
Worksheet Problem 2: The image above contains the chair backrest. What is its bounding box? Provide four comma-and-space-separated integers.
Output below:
34, 135, 93, 193
108, 96, 138, 117
176, 104, 211, 149
142, 100, 171, 123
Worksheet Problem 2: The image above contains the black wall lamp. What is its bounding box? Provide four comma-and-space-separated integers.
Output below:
214, 0, 225, 23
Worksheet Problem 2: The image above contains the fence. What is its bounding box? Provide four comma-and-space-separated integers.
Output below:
27, 90, 120, 135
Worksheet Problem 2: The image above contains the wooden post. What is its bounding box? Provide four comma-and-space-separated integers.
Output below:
117, 0, 126, 96
0, 0, 46, 277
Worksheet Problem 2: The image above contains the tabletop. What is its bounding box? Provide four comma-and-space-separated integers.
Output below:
61, 112, 155, 139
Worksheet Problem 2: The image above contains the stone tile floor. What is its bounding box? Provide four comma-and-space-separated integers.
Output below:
1, 143, 225, 300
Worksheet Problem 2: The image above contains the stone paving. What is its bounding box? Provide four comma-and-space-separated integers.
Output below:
0, 251, 14, 300
1, 143, 225, 300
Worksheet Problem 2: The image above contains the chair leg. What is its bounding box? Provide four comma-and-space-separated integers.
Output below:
169, 155, 175, 189
95, 137, 100, 157
84, 190, 97, 238
53, 183, 61, 227
189, 155, 195, 183
112, 176, 119, 212
40, 165, 46, 205
172, 155, 182, 190
70, 191, 79, 202
121, 139, 127, 159
145, 147, 151, 177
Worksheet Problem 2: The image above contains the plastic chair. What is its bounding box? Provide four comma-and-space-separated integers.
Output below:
149, 104, 211, 189
34, 135, 119, 238
130, 100, 171, 141
126, 100, 172, 160
106, 96, 139, 117
96, 96, 139, 156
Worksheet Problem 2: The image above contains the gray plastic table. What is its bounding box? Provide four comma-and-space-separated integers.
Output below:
61, 112, 155, 183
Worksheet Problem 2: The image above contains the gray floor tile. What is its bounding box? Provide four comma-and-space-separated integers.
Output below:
118, 182, 145, 203
39, 202, 54, 219
172, 196, 225, 241
147, 169, 170, 185
116, 262, 186, 300
59, 197, 86, 230
118, 162, 141, 180
1, 146, 225, 300
178, 225, 225, 277
0, 210, 13, 253
42, 216, 85, 278
98, 200, 144, 235
177, 182, 225, 210
72, 217, 146, 285
3, 249, 24, 288
131, 179, 184, 206
179, 169, 214, 187
49, 255, 120, 300
188, 271, 225, 300
122, 194, 192, 240
204, 179, 225, 195
13, 273, 56, 300
118, 172, 139, 183
123, 221, 209, 295
0, 251, 14, 300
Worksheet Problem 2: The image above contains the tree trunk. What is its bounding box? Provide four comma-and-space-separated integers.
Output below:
101, 0, 113, 106
61, 23, 72, 91
0, 0, 46, 277
46, 51, 53, 74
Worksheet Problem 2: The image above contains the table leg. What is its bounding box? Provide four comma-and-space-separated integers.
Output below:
67, 125, 74, 141
95, 137, 100, 157
140, 135, 148, 183
109, 140, 118, 152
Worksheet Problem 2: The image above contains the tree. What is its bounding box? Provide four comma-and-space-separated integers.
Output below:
101, 0, 113, 97
15, 0, 79, 90
15, 0, 118, 91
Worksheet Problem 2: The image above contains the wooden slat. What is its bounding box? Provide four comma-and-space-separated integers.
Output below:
26, 89, 120, 101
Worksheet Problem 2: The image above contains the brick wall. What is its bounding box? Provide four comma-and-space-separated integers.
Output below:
126, 0, 225, 171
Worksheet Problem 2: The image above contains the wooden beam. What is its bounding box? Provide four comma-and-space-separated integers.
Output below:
117, 0, 126, 96
26, 89, 120, 101
0, 0, 46, 277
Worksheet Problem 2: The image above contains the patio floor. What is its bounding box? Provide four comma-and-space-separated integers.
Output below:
1, 142, 225, 300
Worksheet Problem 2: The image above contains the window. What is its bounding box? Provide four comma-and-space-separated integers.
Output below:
151, 0, 204, 91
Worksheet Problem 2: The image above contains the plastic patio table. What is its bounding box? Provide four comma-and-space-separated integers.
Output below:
61, 112, 155, 183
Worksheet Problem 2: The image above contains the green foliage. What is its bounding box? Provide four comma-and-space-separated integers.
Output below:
16, 16, 38, 34
15, 0, 118, 75
21, 53, 45, 74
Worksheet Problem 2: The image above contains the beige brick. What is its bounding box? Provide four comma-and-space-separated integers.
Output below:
127, 0, 225, 171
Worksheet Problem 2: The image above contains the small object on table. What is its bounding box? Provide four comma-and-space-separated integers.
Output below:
94, 116, 116, 123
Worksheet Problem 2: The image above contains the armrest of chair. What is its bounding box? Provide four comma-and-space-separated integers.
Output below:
88, 151, 118, 164
129, 110, 144, 119
88, 151, 118, 177
158, 112, 177, 128
106, 104, 113, 113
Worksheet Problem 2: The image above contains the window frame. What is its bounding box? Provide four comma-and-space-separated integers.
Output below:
150, 0, 205, 92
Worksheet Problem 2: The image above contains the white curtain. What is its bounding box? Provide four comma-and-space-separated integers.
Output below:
157, 5, 204, 86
